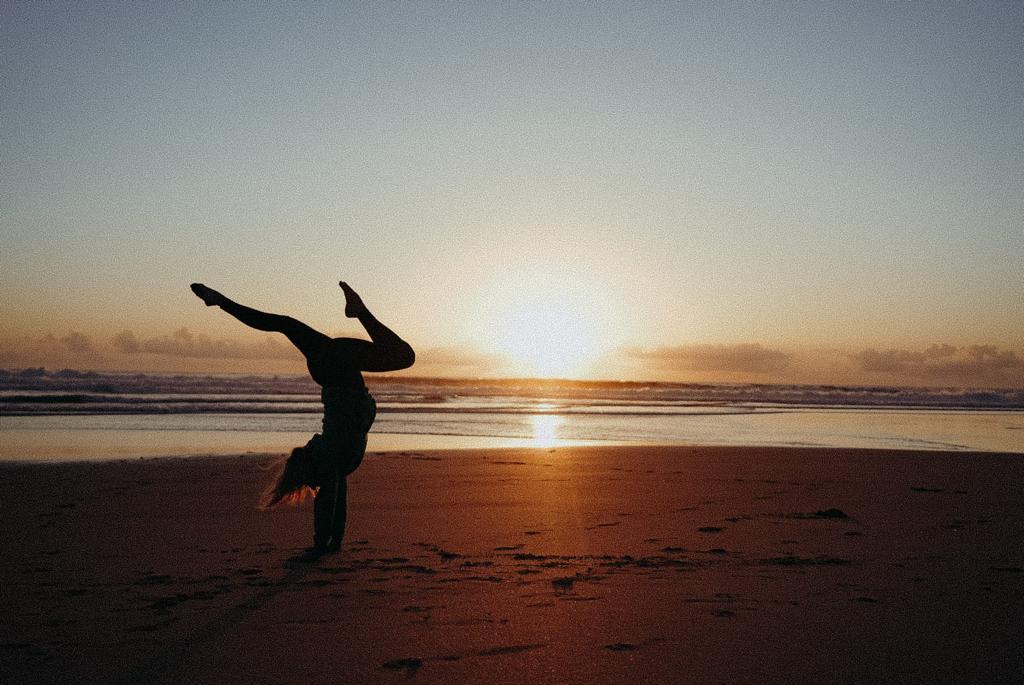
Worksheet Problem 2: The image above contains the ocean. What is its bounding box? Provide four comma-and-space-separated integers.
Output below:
1, 368, 1021, 461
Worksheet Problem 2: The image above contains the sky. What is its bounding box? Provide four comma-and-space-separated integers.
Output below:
2, 2, 1022, 387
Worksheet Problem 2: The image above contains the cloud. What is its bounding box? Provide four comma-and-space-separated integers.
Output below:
32, 332, 96, 353
59, 331, 94, 353
622, 343, 793, 374
112, 328, 299, 360
853, 345, 1024, 384
0, 332, 105, 368
31, 332, 98, 355
111, 330, 140, 353
415, 345, 508, 374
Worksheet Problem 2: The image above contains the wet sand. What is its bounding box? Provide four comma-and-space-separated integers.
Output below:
2, 446, 1022, 684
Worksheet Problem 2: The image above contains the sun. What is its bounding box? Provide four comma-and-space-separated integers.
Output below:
493, 301, 598, 377
472, 269, 623, 379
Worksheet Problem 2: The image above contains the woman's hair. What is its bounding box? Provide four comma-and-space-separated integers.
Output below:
261, 446, 316, 509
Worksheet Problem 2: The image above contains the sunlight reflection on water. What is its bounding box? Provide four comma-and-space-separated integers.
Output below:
2, 407, 1021, 462
531, 413, 562, 447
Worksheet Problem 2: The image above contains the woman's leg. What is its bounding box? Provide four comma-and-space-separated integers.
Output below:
339, 282, 415, 371
191, 283, 329, 357
313, 466, 347, 552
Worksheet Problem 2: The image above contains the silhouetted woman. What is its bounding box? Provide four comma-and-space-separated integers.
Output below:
191, 281, 414, 562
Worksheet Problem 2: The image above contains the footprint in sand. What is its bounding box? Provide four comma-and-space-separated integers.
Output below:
414, 543, 462, 560
783, 508, 849, 520
476, 644, 546, 657
604, 637, 665, 651
585, 521, 620, 530
402, 605, 435, 613
381, 644, 546, 675
551, 577, 575, 592
762, 555, 851, 567
382, 657, 422, 675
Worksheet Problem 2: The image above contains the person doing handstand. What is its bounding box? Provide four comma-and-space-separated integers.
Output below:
190, 281, 414, 562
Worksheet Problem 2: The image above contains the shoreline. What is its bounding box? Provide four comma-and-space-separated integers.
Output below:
2, 440, 1022, 465
1, 440, 1023, 466
3, 445, 1022, 683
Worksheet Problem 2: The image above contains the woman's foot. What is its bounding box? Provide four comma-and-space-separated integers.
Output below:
190, 283, 225, 307
287, 546, 328, 564
339, 281, 366, 318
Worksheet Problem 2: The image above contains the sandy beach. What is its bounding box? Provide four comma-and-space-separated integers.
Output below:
2, 445, 1022, 684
